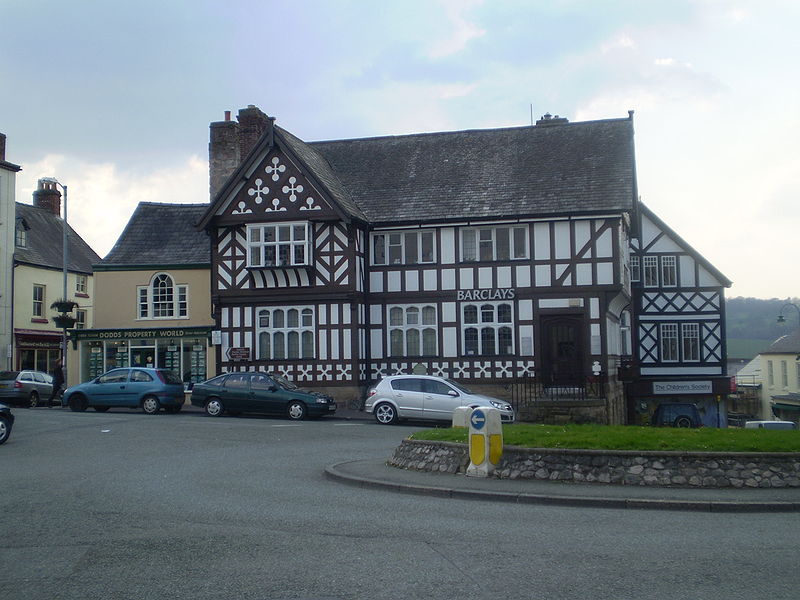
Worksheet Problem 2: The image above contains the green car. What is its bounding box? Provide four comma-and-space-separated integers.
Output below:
190, 372, 336, 420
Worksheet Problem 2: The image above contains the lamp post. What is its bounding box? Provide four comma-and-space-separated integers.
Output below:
777, 299, 800, 328
40, 177, 69, 386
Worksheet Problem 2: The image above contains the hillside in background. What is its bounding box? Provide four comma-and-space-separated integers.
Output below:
725, 297, 799, 358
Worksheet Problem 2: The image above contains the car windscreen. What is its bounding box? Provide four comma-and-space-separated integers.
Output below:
158, 370, 183, 385
0, 371, 20, 380
445, 379, 474, 395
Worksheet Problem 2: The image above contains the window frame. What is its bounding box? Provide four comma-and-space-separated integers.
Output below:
460, 225, 528, 262
660, 323, 679, 362
247, 222, 311, 268
76, 274, 88, 294
681, 323, 700, 362
387, 304, 438, 357
643, 256, 659, 287
75, 309, 87, 330
629, 255, 640, 282
661, 256, 677, 287
32, 284, 45, 317
256, 306, 315, 360
372, 230, 436, 266
461, 302, 514, 357
136, 273, 188, 320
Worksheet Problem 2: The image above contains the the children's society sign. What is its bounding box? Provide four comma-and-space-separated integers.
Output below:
653, 381, 712, 395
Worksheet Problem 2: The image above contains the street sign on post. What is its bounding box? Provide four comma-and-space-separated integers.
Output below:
466, 407, 503, 477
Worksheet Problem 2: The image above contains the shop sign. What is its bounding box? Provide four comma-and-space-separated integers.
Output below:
227, 347, 250, 361
653, 381, 713, 395
70, 327, 212, 341
456, 288, 516, 301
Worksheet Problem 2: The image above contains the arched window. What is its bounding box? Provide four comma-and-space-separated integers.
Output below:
386, 305, 438, 357
137, 273, 188, 319
461, 302, 514, 356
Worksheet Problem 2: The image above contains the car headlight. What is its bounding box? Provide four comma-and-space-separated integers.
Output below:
315, 397, 329, 404
490, 400, 511, 411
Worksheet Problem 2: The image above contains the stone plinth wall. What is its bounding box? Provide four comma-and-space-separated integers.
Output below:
389, 439, 800, 488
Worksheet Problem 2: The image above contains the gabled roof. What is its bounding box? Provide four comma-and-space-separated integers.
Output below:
637, 202, 732, 287
99, 203, 210, 269
200, 114, 638, 229
310, 117, 637, 224
14, 203, 100, 273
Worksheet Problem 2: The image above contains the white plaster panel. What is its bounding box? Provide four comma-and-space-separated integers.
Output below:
405, 271, 419, 292
370, 305, 383, 324
343, 305, 351, 325
554, 221, 571, 259
441, 228, 456, 264
576, 263, 592, 286
387, 271, 402, 292
596, 228, 613, 257
535, 265, 551, 287
539, 299, 570, 308
343, 333, 351, 360
329, 305, 339, 326
516, 265, 531, 287
518, 299, 533, 321
441, 302, 457, 323
370, 330, 384, 359
244, 308, 252, 328
497, 266, 511, 288
441, 269, 456, 290
318, 305, 327, 326
698, 265, 720, 286
330, 330, 339, 360
641, 215, 660, 247
319, 332, 328, 360
222, 308, 230, 329
650, 235, 683, 253
680, 255, 696, 287
597, 262, 614, 284
459, 268, 474, 289
478, 267, 492, 288
575, 220, 591, 256
533, 222, 550, 260
424, 269, 438, 291
244, 331, 252, 350
370, 272, 383, 293
443, 327, 458, 357
232, 331, 240, 349
232, 308, 241, 328
590, 298, 600, 319
555, 264, 570, 285
519, 325, 534, 355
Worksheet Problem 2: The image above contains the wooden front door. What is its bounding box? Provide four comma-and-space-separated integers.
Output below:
540, 316, 584, 386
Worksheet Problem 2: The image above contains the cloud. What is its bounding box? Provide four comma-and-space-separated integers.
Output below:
18, 155, 208, 259
427, 0, 487, 59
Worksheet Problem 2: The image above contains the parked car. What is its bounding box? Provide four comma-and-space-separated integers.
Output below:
0, 403, 14, 444
190, 371, 336, 420
365, 375, 515, 425
62, 368, 185, 414
744, 420, 797, 430
651, 402, 702, 428
0, 370, 55, 408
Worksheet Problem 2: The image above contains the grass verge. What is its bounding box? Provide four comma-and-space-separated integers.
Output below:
410, 424, 800, 452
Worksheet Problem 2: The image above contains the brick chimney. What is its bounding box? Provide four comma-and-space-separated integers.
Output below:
33, 178, 62, 216
208, 105, 275, 200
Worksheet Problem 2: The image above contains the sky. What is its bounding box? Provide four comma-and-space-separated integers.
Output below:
1, 0, 798, 300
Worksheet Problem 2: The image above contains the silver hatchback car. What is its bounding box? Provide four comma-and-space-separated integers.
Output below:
0, 370, 55, 407
365, 375, 515, 425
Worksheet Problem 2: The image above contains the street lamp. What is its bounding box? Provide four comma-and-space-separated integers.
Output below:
777, 299, 800, 327
40, 177, 69, 385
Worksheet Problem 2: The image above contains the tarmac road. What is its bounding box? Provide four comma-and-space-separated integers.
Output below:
1, 407, 799, 600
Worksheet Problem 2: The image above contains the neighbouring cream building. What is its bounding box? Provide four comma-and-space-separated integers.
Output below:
13, 179, 100, 379
67, 202, 216, 387
758, 329, 800, 423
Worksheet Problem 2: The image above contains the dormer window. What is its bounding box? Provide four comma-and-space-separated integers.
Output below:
15, 218, 28, 248
247, 222, 310, 267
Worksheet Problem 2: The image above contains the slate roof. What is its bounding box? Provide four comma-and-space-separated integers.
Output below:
14, 203, 100, 273
100, 203, 210, 268
762, 329, 800, 354
305, 117, 637, 224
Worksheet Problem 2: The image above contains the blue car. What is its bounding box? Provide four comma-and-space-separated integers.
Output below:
62, 368, 185, 414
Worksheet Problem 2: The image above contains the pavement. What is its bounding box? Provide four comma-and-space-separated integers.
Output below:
328, 409, 800, 513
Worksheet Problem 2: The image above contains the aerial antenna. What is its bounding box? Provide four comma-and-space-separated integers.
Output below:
530, 103, 534, 126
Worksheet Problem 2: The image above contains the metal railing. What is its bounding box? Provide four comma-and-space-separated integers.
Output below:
510, 371, 608, 412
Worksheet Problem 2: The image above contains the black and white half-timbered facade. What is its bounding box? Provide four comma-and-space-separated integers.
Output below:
198, 106, 643, 423
625, 204, 732, 426
198, 106, 730, 424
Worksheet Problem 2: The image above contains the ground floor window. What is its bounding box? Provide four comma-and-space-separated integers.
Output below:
18, 348, 61, 374
257, 306, 315, 359
462, 302, 513, 356
388, 304, 437, 357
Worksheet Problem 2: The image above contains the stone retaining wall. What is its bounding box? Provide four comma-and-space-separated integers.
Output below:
389, 439, 800, 488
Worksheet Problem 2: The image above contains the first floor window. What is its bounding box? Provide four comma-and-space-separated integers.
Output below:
462, 302, 513, 356
661, 256, 677, 287
76, 274, 88, 294
643, 256, 659, 287
681, 323, 699, 362
660, 323, 679, 362
781, 360, 788, 388
461, 226, 527, 262
33, 284, 45, 317
248, 222, 310, 267
767, 360, 774, 386
388, 305, 437, 356
257, 307, 314, 359
629, 255, 640, 282
372, 230, 435, 265
137, 273, 188, 319
75, 310, 87, 329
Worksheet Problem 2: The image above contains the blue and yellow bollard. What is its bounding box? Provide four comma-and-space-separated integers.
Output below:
466, 407, 503, 477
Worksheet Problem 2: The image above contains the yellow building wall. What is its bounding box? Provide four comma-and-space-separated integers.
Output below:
13, 264, 95, 331
760, 353, 800, 419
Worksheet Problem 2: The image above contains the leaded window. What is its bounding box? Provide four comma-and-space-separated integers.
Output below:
660, 323, 679, 362
372, 230, 435, 265
387, 305, 437, 357
462, 302, 514, 356
257, 307, 314, 359
248, 222, 310, 267
461, 226, 527, 262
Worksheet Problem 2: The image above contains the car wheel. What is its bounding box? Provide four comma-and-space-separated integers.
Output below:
205, 398, 224, 417
374, 402, 398, 425
287, 400, 307, 420
69, 394, 88, 412
0, 416, 10, 445
94, 406, 110, 412
674, 416, 693, 428
142, 396, 160, 415
29, 391, 40, 408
